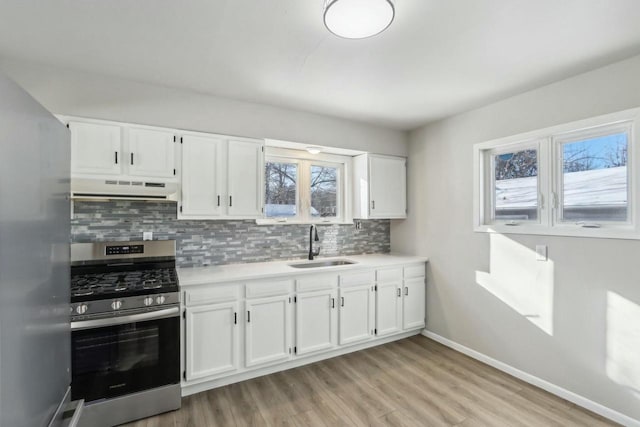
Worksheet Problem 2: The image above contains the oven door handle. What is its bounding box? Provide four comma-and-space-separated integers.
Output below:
71, 307, 180, 330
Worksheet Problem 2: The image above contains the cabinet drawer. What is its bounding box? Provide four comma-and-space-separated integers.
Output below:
246, 279, 293, 299
296, 274, 338, 292
376, 268, 402, 283
404, 264, 426, 279
339, 270, 375, 287
184, 284, 240, 307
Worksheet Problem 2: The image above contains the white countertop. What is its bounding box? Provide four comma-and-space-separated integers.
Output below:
178, 253, 428, 287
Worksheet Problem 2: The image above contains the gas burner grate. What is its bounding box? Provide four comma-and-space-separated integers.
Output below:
71, 268, 178, 300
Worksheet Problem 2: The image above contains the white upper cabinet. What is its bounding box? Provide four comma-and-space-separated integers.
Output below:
227, 139, 264, 217
66, 117, 178, 181
69, 121, 122, 176
353, 153, 407, 219
180, 134, 264, 220
127, 127, 176, 178
369, 155, 407, 218
181, 134, 224, 218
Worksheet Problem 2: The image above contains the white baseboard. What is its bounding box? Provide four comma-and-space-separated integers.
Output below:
422, 330, 639, 427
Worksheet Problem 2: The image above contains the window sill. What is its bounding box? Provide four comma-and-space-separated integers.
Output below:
474, 224, 640, 240
256, 218, 354, 226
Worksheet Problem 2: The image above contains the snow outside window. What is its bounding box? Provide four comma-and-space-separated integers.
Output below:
555, 126, 630, 224
474, 108, 640, 239
492, 148, 539, 222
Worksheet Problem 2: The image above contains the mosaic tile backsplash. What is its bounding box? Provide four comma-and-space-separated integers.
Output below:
71, 201, 391, 268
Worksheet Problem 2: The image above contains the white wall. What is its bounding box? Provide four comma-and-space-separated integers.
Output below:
392, 54, 640, 422
0, 58, 408, 156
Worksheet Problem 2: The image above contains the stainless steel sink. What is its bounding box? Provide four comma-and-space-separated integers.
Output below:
289, 259, 356, 268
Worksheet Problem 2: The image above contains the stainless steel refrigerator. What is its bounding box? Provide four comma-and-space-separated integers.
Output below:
0, 72, 76, 427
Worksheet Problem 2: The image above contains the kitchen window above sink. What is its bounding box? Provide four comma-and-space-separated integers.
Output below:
260, 146, 350, 225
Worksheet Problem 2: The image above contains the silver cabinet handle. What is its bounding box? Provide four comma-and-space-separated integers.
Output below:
114, 152, 118, 164
371, 200, 375, 210
404, 287, 409, 296
71, 306, 179, 330
247, 310, 251, 323
217, 195, 221, 206
130, 152, 134, 165
341, 297, 345, 307
397, 288, 401, 297
331, 298, 335, 308
229, 195, 233, 207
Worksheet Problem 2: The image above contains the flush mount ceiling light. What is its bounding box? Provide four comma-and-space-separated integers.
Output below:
323, 0, 395, 39
306, 146, 323, 154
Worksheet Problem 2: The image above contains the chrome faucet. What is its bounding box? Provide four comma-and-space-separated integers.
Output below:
308, 225, 320, 260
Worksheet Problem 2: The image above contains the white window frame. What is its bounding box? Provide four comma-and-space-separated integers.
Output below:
553, 122, 634, 231
474, 107, 640, 240
482, 139, 548, 228
258, 147, 352, 225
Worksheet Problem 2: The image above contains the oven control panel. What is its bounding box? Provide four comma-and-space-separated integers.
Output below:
70, 292, 180, 320
105, 245, 144, 256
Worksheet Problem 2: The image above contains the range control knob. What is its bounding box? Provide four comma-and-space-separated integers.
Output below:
156, 295, 166, 305
111, 300, 123, 310
143, 296, 154, 306
76, 304, 88, 315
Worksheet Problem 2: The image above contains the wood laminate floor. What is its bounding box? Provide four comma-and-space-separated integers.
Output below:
122, 335, 618, 427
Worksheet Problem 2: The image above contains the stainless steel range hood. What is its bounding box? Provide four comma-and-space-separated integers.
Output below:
71, 177, 178, 201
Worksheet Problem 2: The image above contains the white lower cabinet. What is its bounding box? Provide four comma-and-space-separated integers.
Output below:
182, 261, 426, 392
245, 295, 292, 368
185, 301, 239, 381
403, 277, 426, 330
295, 289, 338, 356
339, 284, 375, 345
375, 281, 403, 337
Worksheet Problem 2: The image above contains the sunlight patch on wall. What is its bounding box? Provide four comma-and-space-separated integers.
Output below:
606, 291, 640, 398
475, 234, 554, 335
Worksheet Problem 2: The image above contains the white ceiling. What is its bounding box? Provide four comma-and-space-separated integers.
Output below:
1, 0, 640, 130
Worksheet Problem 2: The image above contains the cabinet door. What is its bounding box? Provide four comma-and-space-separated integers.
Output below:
339, 285, 374, 345
403, 277, 426, 330
295, 289, 337, 356
70, 121, 122, 175
245, 295, 291, 367
185, 302, 239, 381
181, 135, 224, 217
369, 155, 406, 218
376, 282, 403, 337
128, 128, 176, 178
227, 139, 264, 217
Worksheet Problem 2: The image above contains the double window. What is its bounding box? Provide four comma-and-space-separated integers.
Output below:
263, 148, 348, 223
475, 108, 639, 239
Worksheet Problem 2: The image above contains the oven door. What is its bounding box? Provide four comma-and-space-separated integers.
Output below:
70, 306, 180, 402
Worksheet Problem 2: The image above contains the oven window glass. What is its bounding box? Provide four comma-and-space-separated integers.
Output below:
73, 324, 160, 375
71, 316, 179, 402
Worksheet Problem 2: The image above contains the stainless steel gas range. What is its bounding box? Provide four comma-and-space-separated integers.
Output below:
70, 240, 181, 427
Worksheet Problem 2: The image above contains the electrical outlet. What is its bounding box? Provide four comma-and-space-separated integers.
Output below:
354, 220, 362, 230
536, 245, 547, 261
143, 231, 153, 241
